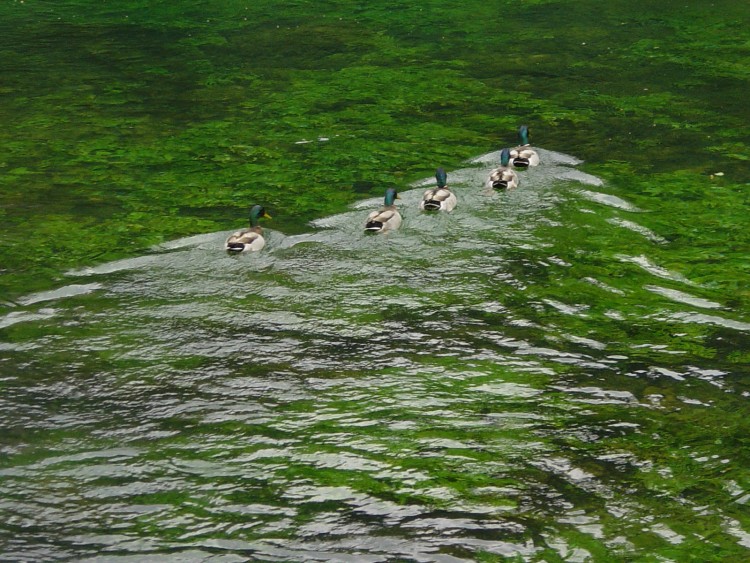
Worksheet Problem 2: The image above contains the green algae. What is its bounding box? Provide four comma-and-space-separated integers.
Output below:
1, 2, 750, 559
1, 0, 749, 300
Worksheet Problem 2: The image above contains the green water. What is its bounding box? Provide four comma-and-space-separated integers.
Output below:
1, 0, 750, 561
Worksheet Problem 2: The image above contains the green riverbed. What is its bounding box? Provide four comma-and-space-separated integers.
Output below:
1, 1, 749, 561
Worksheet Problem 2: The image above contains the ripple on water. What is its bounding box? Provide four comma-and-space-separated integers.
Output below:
576, 189, 640, 211
616, 253, 694, 284
3, 149, 749, 561
645, 284, 723, 309
667, 311, 750, 332
608, 217, 668, 244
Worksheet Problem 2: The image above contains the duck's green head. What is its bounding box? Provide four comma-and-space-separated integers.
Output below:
249, 204, 272, 225
500, 148, 512, 166
384, 187, 400, 206
435, 167, 448, 188
518, 125, 530, 146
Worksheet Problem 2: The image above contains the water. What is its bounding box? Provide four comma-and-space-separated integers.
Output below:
2, 150, 749, 561
2, 0, 750, 560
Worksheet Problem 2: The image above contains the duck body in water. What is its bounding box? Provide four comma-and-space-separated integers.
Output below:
225, 205, 272, 252
365, 188, 402, 233
510, 125, 540, 168
486, 148, 520, 190
420, 167, 457, 211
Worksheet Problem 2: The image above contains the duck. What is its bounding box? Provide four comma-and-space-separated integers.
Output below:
485, 148, 520, 190
420, 167, 457, 211
225, 205, 272, 252
364, 188, 402, 233
509, 125, 540, 168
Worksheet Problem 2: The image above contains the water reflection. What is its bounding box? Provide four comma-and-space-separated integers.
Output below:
1, 149, 750, 560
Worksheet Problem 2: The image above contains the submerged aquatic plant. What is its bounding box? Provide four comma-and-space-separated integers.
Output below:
1, 0, 748, 299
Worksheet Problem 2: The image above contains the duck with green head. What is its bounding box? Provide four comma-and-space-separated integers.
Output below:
420, 167, 457, 211
364, 188, 402, 233
225, 205, 272, 252
509, 125, 540, 168
485, 148, 519, 190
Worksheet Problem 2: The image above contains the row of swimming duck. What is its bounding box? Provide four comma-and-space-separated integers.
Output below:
226, 126, 539, 251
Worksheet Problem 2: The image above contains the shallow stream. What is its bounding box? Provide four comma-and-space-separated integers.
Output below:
1, 1, 750, 561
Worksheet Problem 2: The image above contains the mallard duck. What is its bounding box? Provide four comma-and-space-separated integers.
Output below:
485, 148, 520, 190
509, 125, 540, 168
364, 188, 402, 233
225, 205, 272, 252
420, 167, 457, 211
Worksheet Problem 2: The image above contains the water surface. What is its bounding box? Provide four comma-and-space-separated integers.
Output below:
1, 1, 750, 561
3, 151, 750, 561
